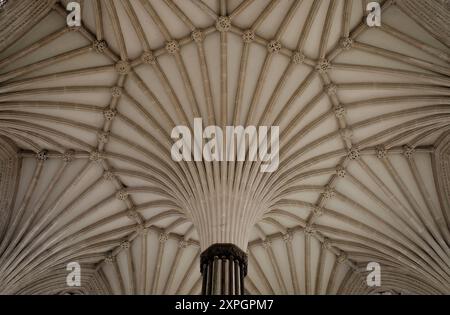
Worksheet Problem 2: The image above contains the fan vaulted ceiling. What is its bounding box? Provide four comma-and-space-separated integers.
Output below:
0, 0, 449, 295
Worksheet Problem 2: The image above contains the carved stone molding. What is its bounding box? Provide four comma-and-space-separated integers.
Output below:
396, 0, 450, 47
0, 137, 19, 239
0, 0, 57, 52
432, 132, 450, 227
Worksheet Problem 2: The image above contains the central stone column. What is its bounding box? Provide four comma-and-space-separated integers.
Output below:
200, 244, 248, 295
183, 184, 267, 295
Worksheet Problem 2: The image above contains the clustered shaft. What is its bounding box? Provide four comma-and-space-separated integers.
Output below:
200, 244, 248, 295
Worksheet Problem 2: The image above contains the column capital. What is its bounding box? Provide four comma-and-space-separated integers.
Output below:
200, 243, 248, 276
